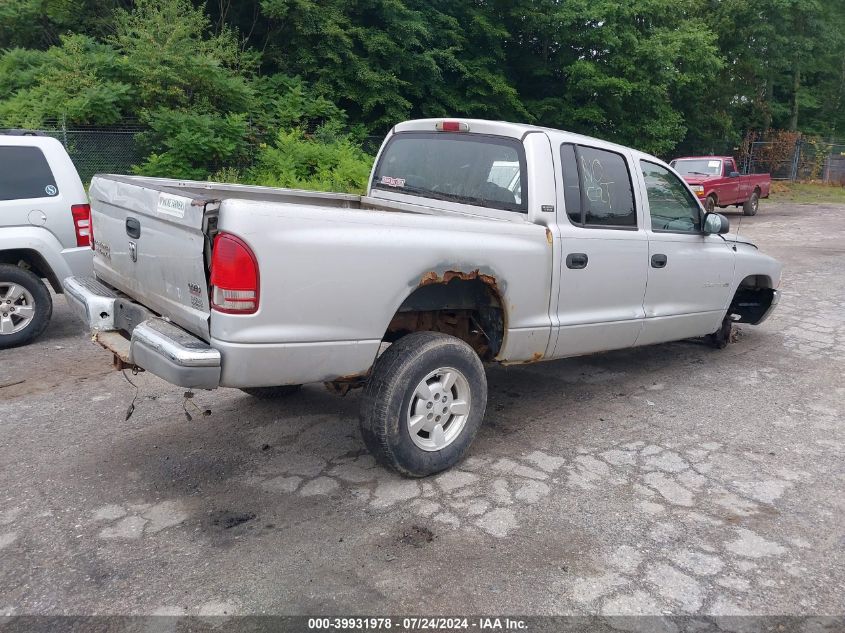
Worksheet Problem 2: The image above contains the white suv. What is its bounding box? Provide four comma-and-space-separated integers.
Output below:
0, 131, 93, 348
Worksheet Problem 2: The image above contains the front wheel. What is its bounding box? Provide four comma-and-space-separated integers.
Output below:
743, 191, 759, 216
359, 332, 487, 477
707, 315, 733, 349
0, 264, 52, 349
705, 195, 717, 214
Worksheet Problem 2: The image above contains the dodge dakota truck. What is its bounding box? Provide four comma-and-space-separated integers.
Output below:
64, 119, 782, 477
670, 156, 771, 216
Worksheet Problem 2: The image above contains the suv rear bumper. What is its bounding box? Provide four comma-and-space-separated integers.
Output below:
63, 276, 221, 389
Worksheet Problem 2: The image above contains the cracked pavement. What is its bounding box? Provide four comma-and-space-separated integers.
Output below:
0, 200, 843, 616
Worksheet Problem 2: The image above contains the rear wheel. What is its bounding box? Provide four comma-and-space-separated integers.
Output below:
0, 264, 52, 349
240, 385, 302, 398
743, 191, 760, 216
359, 331, 487, 477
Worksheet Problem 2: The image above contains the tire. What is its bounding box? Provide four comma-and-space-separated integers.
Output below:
705, 195, 717, 214
707, 315, 732, 349
359, 331, 487, 478
0, 264, 52, 349
240, 385, 302, 398
743, 191, 759, 216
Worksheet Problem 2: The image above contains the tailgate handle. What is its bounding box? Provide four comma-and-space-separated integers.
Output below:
125, 217, 141, 239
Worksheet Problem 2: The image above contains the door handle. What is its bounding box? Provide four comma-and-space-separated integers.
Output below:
125, 217, 141, 239
651, 254, 668, 268
566, 253, 589, 269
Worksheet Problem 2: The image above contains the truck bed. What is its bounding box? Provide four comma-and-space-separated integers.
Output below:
87, 174, 525, 341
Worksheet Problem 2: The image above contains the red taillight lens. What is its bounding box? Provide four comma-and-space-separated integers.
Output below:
435, 120, 469, 132
210, 233, 259, 314
71, 204, 91, 248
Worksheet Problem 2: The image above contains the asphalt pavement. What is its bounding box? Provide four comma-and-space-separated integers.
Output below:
0, 200, 843, 617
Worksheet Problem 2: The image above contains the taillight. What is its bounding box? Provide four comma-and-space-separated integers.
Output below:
71, 204, 91, 248
435, 120, 469, 132
210, 233, 259, 314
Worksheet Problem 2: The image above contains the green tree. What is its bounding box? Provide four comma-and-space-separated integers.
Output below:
0, 0, 129, 50
257, 0, 527, 132
500, 0, 723, 155
109, 0, 255, 176
0, 34, 130, 126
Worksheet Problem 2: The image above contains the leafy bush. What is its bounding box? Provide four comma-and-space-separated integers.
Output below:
135, 110, 249, 180
246, 129, 374, 194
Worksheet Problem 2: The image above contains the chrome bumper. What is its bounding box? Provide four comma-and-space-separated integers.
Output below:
62, 276, 221, 389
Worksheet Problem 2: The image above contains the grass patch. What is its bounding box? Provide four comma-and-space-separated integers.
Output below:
767, 181, 845, 204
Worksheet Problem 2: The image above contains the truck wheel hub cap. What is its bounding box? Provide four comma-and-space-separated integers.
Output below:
0, 283, 35, 335
407, 367, 471, 451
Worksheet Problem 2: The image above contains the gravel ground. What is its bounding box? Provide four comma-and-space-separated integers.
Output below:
0, 200, 843, 617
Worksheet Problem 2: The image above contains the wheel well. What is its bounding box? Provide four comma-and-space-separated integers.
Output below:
728, 275, 775, 324
384, 274, 505, 361
0, 249, 60, 292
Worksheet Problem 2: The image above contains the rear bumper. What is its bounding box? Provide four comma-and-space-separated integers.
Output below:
63, 276, 221, 389
60, 246, 95, 280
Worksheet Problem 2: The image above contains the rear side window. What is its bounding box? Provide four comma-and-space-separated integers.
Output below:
560, 144, 637, 228
372, 132, 527, 213
0, 146, 58, 201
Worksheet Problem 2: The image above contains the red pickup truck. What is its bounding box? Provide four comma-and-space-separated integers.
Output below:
670, 156, 771, 216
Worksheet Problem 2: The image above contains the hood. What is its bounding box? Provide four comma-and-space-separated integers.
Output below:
682, 175, 719, 186
723, 233, 757, 249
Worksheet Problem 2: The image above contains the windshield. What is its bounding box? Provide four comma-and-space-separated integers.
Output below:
671, 159, 723, 176
372, 132, 527, 213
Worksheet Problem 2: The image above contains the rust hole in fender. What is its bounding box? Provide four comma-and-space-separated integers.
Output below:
418, 269, 500, 294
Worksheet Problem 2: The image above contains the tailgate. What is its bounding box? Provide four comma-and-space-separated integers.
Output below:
88, 175, 219, 340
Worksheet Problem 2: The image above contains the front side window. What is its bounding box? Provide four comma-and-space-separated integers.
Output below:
560, 143, 637, 228
372, 132, 527, 213
0, 146, 58, 201
641, 161, 702, 233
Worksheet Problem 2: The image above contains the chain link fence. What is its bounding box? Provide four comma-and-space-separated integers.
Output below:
740, 138, 845, 183
1, 120, 146, 184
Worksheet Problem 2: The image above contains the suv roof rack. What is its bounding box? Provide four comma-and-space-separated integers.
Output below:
1, 129, 47, 136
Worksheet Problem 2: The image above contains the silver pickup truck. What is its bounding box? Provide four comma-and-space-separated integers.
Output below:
64, 118, 781, 477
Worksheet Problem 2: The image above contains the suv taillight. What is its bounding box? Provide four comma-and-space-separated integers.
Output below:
210, 233, 259, 314
71, 204, 91, 248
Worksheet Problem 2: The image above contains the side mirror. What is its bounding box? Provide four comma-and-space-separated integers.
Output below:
728, 171, 741, 178
703, 212, 730, 235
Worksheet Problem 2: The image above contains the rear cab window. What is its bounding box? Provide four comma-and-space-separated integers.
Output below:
0, 145, 59, 201
372, 132, 528, 213
560, 143, 637, 229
